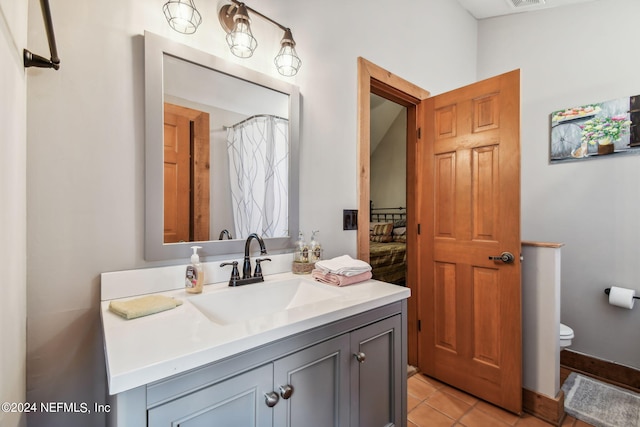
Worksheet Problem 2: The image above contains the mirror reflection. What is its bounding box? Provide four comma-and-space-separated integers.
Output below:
163, 55, 290, 243
144, 31, 300, 261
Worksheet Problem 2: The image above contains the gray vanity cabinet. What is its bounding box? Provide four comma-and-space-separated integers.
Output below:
148, 335, 352, 427
110, 302, 407, 427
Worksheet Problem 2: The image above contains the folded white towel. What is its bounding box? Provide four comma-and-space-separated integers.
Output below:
315, 255, 372, 277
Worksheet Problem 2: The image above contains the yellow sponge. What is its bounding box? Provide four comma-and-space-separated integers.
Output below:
109, 295, 183, 320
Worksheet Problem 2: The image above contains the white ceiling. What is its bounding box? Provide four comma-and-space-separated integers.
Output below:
456, 0, 601, 19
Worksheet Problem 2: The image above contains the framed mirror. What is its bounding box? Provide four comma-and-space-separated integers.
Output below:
144, 31, 300, 261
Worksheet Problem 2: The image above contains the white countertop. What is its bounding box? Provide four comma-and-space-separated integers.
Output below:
101, 271, 410, 395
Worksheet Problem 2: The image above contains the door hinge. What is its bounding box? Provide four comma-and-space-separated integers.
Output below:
417, 127, 421, 139
417, 319, 422, 332
417, 224, 421, 235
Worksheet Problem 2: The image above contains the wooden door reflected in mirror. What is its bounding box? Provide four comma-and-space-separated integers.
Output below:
163, 103, 210, 243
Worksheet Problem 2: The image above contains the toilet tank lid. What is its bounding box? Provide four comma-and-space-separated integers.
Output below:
560, 323, 574, 338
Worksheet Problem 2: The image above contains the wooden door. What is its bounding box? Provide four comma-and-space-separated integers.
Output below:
163, 107, 191, 243
417, 70, 522, 413
163, 103, 210, 244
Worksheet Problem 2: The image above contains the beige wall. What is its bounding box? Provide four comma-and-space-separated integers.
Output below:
22, 1, 640, 426
0, 0, 27, 426
24, 0, 477, 425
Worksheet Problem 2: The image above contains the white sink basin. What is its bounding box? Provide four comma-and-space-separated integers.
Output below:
190, 278, 341, 325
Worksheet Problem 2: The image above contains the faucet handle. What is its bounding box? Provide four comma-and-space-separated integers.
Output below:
220, 261, 240, 286
254, 258, 272, 278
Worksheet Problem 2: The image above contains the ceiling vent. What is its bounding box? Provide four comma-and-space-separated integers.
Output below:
506, 0, 546, 8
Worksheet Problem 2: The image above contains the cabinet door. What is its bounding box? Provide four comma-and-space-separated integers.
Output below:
148, 364, 273, 427
350, 315, 403, 427
273, 334, 350, 427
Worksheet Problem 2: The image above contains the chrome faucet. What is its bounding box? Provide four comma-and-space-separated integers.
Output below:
220, 233, 270, 287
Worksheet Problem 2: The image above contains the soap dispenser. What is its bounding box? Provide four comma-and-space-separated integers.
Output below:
310, 230, 322, 262
295, 231, 309, 263
185, 246, 204, 294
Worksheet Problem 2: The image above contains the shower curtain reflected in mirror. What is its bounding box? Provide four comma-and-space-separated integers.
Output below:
226, 115, 289, 240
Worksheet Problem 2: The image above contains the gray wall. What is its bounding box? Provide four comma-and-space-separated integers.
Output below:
0, 1, 27, 427
23, 0, 477, 425
477, 0, 640, 368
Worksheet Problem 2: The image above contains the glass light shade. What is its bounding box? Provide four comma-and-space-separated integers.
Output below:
226, 18, 257, 58
163, 0, 202, 34
274, 30, 301, 77
275, 44, 301, 76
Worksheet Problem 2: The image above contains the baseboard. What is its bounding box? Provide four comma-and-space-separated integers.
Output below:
522, 388, 565, 426
560, 349, 640, 392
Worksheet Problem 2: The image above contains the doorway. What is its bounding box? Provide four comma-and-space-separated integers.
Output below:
356, 58, 522, 414
356, 57, 429, 366
369, 93, 407, 285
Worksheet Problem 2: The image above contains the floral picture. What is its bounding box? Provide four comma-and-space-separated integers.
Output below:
550, 95, 639, 163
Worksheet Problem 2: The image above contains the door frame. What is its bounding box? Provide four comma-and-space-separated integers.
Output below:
356, 57, 429, 365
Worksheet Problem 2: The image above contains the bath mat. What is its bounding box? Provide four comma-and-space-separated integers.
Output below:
562, 372, 640, 427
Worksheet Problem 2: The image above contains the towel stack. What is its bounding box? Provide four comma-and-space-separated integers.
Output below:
312, 255, 372, 286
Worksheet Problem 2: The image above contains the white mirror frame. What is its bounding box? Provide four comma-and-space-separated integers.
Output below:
144, 31, 300, 261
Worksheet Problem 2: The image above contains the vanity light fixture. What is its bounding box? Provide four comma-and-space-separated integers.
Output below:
223, 2, 258, 58
162, 0, 301, 76
163, 0, 202, 35
218, 1, 301, 76
274, 28, 301, 77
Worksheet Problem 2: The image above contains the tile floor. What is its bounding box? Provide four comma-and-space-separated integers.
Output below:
407, 373, 595, 427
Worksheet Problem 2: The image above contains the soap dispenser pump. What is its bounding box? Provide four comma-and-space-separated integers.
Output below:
185, 246, 204, 294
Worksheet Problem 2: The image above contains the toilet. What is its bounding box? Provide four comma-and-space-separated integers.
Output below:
560, 323, 574, 349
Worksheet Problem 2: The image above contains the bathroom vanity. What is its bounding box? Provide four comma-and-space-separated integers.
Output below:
101, 267, 410, 426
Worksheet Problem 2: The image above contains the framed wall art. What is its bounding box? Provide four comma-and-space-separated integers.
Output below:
550, 94, 639, 163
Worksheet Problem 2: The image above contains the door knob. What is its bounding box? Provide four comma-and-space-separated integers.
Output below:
488, 252, 515, 264
354, 352, 366, 363
279, 384, 294, 399
264, 391, 279, 407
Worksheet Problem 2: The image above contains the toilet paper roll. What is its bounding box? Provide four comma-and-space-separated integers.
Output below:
608, 286, 636, 309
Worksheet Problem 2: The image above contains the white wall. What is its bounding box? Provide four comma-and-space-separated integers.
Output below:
0, 1, 27, 426
24, 0, 477, 425
371, 111, 407, 209
291, 0, 478, 256
477, 0, 640, 368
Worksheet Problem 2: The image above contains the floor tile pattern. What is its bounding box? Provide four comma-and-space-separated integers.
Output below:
407, 374, 595, 427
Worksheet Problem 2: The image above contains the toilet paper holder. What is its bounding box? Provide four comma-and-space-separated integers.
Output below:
604, 288, 640, 300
